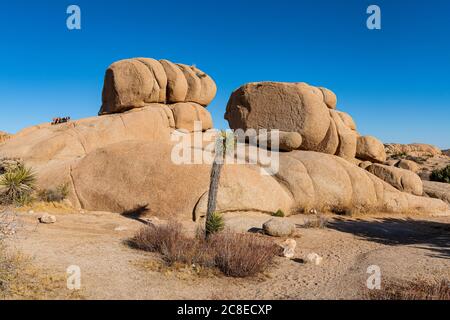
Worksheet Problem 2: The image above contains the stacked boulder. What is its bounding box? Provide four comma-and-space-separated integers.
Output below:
100, 58, 217, 132
224, 82, 433, 197
0, 62, 448, 217
225, 82, 386, 163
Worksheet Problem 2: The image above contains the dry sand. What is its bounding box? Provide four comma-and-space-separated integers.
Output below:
4, 210, 449, 300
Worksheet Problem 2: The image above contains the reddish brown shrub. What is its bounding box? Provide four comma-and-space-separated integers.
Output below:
128, 222, 279, 277
365, 278, 450, 300
211, 232, 279, 277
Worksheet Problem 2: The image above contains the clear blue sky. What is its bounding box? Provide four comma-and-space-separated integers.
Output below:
1, 0, 449, 148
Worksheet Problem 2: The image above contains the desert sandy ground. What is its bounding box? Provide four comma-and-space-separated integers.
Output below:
4, 210, 450, 300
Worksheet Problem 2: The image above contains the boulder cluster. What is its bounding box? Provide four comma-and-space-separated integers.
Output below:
0, 58, 448, 218
100, 58, 217, 133
225, 82, 386, 163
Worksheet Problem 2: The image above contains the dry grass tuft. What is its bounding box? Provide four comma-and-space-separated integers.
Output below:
302, 214, 329, 229
365, 278, 450, 300
212, 232, 279, 277
0, 242, 81, 299
128, 221, 279, 278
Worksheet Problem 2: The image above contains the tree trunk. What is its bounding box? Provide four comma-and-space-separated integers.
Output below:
205, 140, 225, 239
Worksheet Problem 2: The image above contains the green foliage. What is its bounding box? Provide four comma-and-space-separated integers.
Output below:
206, 212, 225, 235
37, 183, 69, 202
391, 152, 408, 159
430, 165, 450, 183
272, 209, 285, 217
0, 165, 36, 206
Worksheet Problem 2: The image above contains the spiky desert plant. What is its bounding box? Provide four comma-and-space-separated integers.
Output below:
0, 165, 36, 205
272, 209, 285, 217
206, 212, 225, 235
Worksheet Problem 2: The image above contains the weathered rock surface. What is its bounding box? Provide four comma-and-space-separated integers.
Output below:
100, 58, 217, 115
252, 131, 302, 152
263, 218, 296, 237
356, 136, 386, 163
39, 214, 56, 224
385, 143, 442, 157
395, 159, 420, 173
0, 64, 448, 219
423, 181, 450, 204
225, 82, 365, 161
366, 164, 423, 196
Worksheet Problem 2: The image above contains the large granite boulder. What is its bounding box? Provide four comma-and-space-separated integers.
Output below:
356, 136, 386, 163
100, 58, 217, 115
224, 82, 363, 161
366, 164, 423, 196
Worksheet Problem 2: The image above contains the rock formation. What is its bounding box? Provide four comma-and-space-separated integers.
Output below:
225, 82, 386, 163
0, 131, 10, 144
100, 58, 217, 114
0, 60, 448, 218
385, 143, 442, 157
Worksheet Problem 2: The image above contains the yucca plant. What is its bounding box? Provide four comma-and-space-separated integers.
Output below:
0, 165, 36, 205
205, 130, 234, 238
206, 212, 225, 235
272, 209, 285, 217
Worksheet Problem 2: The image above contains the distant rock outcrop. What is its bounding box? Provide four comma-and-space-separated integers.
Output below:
385, 143, 442, 157
0, 131, 10, 143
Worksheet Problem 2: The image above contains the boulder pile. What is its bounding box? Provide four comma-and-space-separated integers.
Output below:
225, 82, 386, 163
385, 143, 442, 157
0, 59, 448, 218
99, 58, 216, 133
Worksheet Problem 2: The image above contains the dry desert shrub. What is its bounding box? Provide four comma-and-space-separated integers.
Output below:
128, 221, 279, 278
37, 183, 69, 203
0, 242, 79, 299
430, 165, 450, 183
128, 221, 216, 267
212, 232, 279, 277
365, 278, 450, 300
302, 214, 329, 229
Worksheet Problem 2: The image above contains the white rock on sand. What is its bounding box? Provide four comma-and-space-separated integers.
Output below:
39, 214, 56, 224
306, 252, 323, 265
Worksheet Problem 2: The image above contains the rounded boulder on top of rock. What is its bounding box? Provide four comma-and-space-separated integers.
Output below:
263, 218, 296, 237
395, 159, 420, 173
253, 131, 302, 152
99, 58, 217, 115
225, 82, 361, 160
366, 163, 423, 196
356, 136, 386, 163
